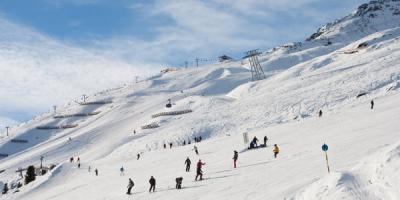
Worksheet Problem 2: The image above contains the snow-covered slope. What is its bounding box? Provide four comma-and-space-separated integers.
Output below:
1, 0, 400, 199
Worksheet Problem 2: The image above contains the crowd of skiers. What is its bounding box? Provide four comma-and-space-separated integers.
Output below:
163, 136, 203, 149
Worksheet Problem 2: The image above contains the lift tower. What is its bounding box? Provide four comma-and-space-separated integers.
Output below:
244, 49, 266, 81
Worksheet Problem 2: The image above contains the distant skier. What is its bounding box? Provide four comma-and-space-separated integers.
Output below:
319, 110, 323, 117
193, 145, 199, 155
77, 157, 80, 163
175, 177, 183, 189
126, 178, 134, 195
120, 166, 125, 176
78, 163, 81, 168
88, 166, 91, 172
194, 137, 198, 143
252, 136, 259, 147
183, 140, 186, 146
70, 157, 74, 163
163, 143, 167, 149
199, 136, 202, 142
149, 176, 156, 192
95, 168, 98, 176
188, 139, 191, 144
185, 157, 191, 172
371, 100, 374, 109
133, 130, 136, 134
169, 142, 173, 148
263, 136, 268, 147
137, 153, 140, 160
273, 144, 280, 158
195, 159, 206, 181
233, 150, 238, 168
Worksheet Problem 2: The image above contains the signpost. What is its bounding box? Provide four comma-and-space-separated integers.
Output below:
321, 143, 330, 173
243, 132, 249, 148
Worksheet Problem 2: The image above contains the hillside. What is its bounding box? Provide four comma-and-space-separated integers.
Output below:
1, 0, 400, 199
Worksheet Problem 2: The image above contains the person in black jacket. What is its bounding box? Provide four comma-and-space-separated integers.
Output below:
126, 178, 134, 195
371, 100, 374, 109
233, 150, 238, 168
185, 157, 191, 172
175, 177, 183, 189
149, 176, 156, 192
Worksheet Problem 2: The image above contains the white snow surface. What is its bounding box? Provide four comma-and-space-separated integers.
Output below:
1, 1, 400, 199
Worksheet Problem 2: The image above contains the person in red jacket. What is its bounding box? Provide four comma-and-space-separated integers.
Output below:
195, 159, 206, 181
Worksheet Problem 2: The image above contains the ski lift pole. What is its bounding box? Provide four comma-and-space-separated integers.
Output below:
322, 143, 330, 173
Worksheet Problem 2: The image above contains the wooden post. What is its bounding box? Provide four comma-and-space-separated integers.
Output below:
325, 151, 330, 173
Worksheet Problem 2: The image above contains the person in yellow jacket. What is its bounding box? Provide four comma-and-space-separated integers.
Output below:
273, 144, 280, 158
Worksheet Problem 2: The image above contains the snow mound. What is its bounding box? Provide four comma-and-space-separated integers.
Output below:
291, 142, 400, 200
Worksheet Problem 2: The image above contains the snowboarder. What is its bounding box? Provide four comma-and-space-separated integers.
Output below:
120, 166, 125, 176
175, 177, 183, 189
263, 136, 268, 147
273, 144, 280, 158
252, 136, 259, 147
195, 159, 206, 181
137, 153, 140, 160
371, 100, 374, 109
193, 145, 199, 155
169, 142, 173, 148
95, 168, 98, 176
233, 150, 238, 168
149, 176, 156, 192
185, 157, 191, 172
319, 110, 323, 117
70, 157, 74, 163
126, 178, 134, 195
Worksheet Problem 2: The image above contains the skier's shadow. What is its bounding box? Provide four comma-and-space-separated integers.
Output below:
204, 173, 238, 180
237, 161, 270, 169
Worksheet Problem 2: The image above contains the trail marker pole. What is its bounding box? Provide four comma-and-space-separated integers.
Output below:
40, 155, 44, 169
322, 143, 330, 173
243, 132, 249, 148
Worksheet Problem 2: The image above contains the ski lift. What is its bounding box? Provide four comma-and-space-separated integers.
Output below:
166, 99, 172, 108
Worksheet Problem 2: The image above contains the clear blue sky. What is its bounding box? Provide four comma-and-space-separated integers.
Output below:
0, 0, 368, 66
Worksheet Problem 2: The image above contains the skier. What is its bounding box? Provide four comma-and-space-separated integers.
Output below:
185, 157, 191, 172
188, 139, 191, 144
319, 110, 323, 117
78, 163, 81, 168
199, 136, 202, 142
133, 130, 136, 134
183, 140, 186, 146
273, 144, 280, 158
95, 168, 98, 176
175, 177, 183, 189
193, 145, 199, 155
126, 178, 134, 195
252, 136, 259, 147
263, 136, 268, 147
149, 176, 156, 192
120, 166, 125, 176
195, 159, 206, 181
233, 150, 238, 168
169, 142, 173, 149
137, 153, 140, 160
88, 166, 91, 172
70, 157, 74, 163
194, 137, 198, 143
77, 157, 80, 163
371, 100, 374, 109
163, 143, 167, 149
